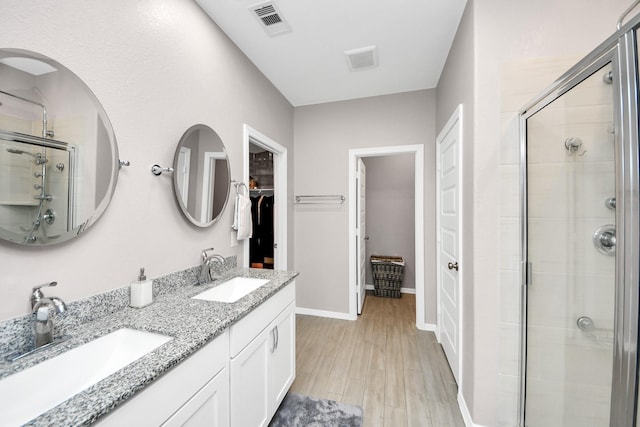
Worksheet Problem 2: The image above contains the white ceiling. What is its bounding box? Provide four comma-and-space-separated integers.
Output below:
195, 0, 467, 107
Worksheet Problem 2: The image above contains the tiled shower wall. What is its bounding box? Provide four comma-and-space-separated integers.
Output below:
525, 63, 615, 426
498, 56, 586, 426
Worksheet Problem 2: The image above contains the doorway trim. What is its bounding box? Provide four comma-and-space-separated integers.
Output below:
348, 144, 425, 328
243, 124, 288, 270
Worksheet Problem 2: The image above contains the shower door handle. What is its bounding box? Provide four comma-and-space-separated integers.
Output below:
448, 262, 459, 271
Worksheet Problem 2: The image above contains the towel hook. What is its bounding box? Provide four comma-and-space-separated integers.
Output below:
232, 180, 248, 195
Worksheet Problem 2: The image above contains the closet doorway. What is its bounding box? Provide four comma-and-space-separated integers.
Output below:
348, 145, 425, 328
243, 125, 287, 270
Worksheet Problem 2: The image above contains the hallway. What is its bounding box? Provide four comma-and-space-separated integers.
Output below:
290, 293, 465, 426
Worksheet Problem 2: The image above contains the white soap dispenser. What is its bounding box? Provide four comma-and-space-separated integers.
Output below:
130, 267, 153, 308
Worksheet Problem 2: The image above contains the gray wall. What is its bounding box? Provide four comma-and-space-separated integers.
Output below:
0, 0, 293, 321
293, 89, 436, 320
435, 0, 476, 418
363, 154, 415, 290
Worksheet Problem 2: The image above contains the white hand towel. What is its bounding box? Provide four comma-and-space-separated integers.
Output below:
233, 193, 253, 240
232, 194, 240, 231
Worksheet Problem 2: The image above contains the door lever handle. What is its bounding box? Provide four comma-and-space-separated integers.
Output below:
447, 262, 459, 271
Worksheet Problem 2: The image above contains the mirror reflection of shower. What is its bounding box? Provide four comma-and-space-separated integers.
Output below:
0, 89, 64, 244
6, 144, 53, 243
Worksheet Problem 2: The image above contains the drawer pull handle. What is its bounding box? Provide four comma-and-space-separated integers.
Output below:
270, 328, 276, 353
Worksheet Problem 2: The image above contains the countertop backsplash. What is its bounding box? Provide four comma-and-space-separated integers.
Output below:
0, 256, 237, 356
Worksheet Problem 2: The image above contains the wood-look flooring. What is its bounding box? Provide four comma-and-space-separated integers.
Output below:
290, 292, 466, 427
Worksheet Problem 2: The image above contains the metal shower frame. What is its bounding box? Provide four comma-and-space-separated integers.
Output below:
518, 12, 640, 427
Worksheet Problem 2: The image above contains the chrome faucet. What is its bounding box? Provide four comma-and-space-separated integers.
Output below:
197, 248, 226, 285
31, 282, 67, 348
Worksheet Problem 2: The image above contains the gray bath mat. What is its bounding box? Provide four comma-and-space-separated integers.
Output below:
270, 393, 363, 427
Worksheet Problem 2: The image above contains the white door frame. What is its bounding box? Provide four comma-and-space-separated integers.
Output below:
201, 151, 226, 222
356, 158, 367, 315
348, 144, 425, 328
435, 104, 463, 385
176, 146, 191, 207
243, 124, 288, 270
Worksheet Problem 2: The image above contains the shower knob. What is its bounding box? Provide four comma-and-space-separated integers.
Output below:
593, 224, 616, 255
43, 209, 55, 225
605, 197, 616, 210
577, 316, 594, 331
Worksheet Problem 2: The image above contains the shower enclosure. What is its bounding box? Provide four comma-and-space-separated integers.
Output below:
0, 90, 75, 244
519, 12, 640, 427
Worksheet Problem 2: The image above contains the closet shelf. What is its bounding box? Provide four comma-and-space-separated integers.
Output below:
250, 188, 274, 195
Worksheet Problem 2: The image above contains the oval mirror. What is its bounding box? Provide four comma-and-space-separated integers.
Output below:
172, 124, 230, 227
0, 49, 119, 246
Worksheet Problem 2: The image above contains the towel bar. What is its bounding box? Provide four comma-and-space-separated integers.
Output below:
295, 195, 345, 204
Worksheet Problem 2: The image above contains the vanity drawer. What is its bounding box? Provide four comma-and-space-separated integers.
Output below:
229, 281, 295, 358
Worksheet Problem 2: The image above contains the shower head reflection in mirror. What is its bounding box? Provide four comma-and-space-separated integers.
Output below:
0, 49, 119, 246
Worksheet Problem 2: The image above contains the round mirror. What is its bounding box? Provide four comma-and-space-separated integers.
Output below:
172, 124, 230, 227
0, 49, 119, 245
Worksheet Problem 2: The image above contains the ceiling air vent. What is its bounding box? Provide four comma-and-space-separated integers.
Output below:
250, 2, 291, 37
345, 46, 378, 71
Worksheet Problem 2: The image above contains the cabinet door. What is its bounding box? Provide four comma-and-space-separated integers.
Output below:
270, 302, 296, 409
230, 329, 271, 427
162, 366, 229, 427
96, 331, 229, 426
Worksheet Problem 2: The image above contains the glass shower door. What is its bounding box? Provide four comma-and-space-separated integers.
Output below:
524, 61, 616, 426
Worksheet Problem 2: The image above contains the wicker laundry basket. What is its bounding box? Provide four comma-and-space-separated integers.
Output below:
370, 255, 405, 298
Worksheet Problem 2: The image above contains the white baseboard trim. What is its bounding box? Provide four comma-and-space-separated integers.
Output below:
295, 306, 357, 321
364, 284, 416, 294
458, 392, 487, 427
416, 322, 437, 332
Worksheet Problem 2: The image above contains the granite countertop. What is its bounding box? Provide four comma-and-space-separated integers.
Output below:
0, 267, 298, 426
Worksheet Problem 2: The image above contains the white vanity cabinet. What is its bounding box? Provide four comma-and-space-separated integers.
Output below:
229, 282, 296, 427
95, 280, 296, 427
97, 330, 229, 427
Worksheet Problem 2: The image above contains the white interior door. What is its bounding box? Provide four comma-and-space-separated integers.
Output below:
436, 106, 462, 385
356, 158, 367, 315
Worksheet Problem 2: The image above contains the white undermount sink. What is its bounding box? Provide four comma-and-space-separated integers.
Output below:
192, 277, 270, 303
0, 327, 172, 426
